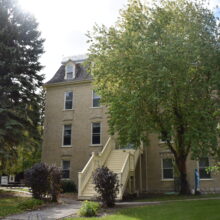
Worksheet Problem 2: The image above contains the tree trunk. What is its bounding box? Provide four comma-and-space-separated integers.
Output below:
175, 155, 191, 195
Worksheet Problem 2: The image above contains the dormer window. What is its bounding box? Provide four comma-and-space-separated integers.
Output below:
65, 63, 75, 79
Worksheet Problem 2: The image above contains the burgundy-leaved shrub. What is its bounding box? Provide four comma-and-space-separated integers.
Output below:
25, 162, 62, 201
24, 163, 50, 199
93, 166, 119, 207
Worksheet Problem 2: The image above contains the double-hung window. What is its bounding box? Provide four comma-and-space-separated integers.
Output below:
92, 91, 101, 107
162, 158, 174, 179
63, 124, 72, 146
65, 63, 75, 79
92, 122, 101, 145
64, 91, 73, 110
62, 160, 70, 179
199, 158, 211, 179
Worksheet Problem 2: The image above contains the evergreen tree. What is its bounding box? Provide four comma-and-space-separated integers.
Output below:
0, 0, 44, 173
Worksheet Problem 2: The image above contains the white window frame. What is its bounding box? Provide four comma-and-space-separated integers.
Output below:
65, 63, 75, 79
64, 91, 73, 110
198, 157, 211, 180
92, 90, 101, 108
62, 124, 72, 147
61, 160, 70, 179
161, 158, 174, 181
91, 122, 102, 146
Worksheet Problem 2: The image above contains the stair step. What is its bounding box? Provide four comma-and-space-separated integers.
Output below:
79, 144, 140, 200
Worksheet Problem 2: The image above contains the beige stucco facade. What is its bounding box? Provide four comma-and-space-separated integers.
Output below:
42, 59, 220, 194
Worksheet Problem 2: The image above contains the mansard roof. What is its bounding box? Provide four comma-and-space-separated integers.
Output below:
45, 55, 92, 85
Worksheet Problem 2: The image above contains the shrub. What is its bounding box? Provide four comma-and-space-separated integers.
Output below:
61, 180, 77, 193
93, 166, 119, 207
49, 165, 62, 202
24, 163, 50, 199
78, 200, 100, 217
24, 163, 62, 202
18, 199, 43, 210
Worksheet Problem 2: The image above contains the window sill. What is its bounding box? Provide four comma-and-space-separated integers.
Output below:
63, 109, 75, 111
89, 144, 103, 147
61, 145, 72, 148
90, 106, 103, 109
159, 141, 174, 144
200, 178, 213, 181
61, 178, 71, 180
161, 179, 174, 181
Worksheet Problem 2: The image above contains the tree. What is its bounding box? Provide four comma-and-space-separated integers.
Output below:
87, 0, 220, 194
0, 0, 44, 173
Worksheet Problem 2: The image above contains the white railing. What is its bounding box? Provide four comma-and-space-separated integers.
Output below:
117, 153, 130, 200
78, 136, 114, 197
117, 143, 143, 199
98, 136, 115, 165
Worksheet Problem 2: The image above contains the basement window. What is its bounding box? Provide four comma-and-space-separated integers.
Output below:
62, 160, 70, 179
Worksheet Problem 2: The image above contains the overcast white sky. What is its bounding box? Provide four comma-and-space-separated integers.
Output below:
18, 0, 220, 82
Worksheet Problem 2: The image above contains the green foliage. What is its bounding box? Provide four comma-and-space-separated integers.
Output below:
0, 195, 44, 218
61, 180, 77, 193
87, 0, 220, 194
17, 198, 43, 210
93, 166, 119, 207
0, 0, 44, 174
78, 200, 100, 217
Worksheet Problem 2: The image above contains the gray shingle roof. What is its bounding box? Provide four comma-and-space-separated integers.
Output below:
45, 63, 92, 85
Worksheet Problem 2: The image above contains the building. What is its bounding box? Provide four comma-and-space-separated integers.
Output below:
42, 55, 220, 199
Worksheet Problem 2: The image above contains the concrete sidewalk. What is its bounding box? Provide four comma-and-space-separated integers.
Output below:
3, 199, 81, 220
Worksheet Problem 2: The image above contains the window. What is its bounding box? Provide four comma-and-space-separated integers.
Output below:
62, 160, 70, 179
92, 122, 101, 145
63, 125, 72, 146
199, 158, 211, 179
64, 91, 73, 110
65, 63, 75, 79
92, 91, 101, 107
162, 158, 173, 179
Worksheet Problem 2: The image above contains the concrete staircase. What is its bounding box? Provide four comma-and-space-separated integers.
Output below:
78, 137, 142, 200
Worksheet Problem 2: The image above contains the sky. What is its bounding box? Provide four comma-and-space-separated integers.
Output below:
18, 0, 220, 82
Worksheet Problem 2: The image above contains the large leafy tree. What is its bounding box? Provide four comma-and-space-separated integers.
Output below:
0, 0, 44, 173
87, 0, 220, 194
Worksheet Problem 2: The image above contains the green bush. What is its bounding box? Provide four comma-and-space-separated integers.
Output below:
61, 180, 77, 193
18, 199, 43, 210
78, 200, 100, 217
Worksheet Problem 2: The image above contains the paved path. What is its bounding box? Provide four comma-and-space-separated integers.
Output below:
0, 187, 31, 196
3, 199, 81, 220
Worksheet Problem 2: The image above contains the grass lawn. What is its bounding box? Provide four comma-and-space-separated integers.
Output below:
135, 193, 220, 202
0, 190, 43, 218
68, 199, 220, 220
